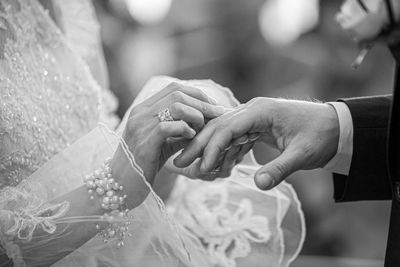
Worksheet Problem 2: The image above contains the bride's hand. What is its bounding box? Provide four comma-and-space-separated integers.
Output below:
123, 82, 225, 183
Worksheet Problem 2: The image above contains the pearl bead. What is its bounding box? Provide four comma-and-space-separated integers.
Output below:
96, 187, 105, 195
86, 181, 94, 188
103, 197, 110, 204
108, 230, 115, 238
106, 190, 114, 197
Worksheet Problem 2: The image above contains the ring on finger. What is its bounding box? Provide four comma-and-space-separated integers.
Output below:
248, 135, 260, 142
157, 108, 174, 122
224, 144, 232, 151
234, 139, 249, 146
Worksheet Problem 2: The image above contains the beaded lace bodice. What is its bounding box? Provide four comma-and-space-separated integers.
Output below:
0, 0, 118, 188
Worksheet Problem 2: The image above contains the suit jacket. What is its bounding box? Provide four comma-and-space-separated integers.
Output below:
332, 48, 400, 266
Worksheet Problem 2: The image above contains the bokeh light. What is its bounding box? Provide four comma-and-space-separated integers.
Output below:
259, 0, 319, 46
125, 0, 172, 25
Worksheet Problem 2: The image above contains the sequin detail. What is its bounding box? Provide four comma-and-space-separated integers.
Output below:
0, 0, 113, 187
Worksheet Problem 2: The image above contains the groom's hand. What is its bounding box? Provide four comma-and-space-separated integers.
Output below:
174, 97, 340, 190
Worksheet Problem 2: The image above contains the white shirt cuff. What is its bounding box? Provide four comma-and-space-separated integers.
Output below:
323, 102, 353, 175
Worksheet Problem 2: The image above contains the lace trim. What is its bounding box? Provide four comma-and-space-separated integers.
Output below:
170, 180, 271, 267
0, 182, 69, 240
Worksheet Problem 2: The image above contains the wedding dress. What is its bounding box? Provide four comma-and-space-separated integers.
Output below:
0, 0, 305, 266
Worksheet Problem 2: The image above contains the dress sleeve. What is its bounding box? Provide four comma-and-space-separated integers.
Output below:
333, 95, 393, 202
0, 124, 210, 267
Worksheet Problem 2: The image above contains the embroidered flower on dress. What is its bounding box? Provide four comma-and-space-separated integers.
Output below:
171, 180, 271, 267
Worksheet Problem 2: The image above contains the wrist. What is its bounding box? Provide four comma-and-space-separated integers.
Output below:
321, 103, 340, 166
110, 146, 150, 209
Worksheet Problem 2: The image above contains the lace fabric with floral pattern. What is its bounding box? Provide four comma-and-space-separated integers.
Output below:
0, 0, 120, 264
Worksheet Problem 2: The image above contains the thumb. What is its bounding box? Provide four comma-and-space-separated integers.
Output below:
254, 148, 303, 190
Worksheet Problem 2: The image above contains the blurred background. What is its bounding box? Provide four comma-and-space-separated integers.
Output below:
93, 0, 393, 265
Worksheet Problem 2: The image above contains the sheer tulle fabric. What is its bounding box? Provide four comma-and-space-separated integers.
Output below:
0, 124, 210, 266
136, 77, 306, 267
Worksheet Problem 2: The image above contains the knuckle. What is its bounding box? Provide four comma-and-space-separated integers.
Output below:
166, 81, 179, 91
197, 89, 208, 100
129, 106, 139, 117
171, 91, 185, 102
200, 103, 208, 114
157, 122, 169, 134
273, 161, 287, 177
177, 120, 187, 128
215, 123, 226, 131
171, 102, 184, 116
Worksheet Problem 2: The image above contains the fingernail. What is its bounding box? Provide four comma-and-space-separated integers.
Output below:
256, 173, 275, 190
189, 128, 196, 138
224, 145, 232, 151
233, 139, 248, 146
209, 96, 217, 105
173, 153, 183, 167
200, 161, 208, 173
216, 106, 226, 115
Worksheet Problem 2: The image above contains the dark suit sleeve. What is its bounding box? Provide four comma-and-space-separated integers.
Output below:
333, 95, 393, 202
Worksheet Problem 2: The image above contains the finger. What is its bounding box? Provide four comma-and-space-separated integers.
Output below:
248, 132, 261, 142
169, 103, 205, 131
232, 134, 249, 146
162, 92, 225, 119
254, 148, 304, 190
165, 137, 191, 157
191, 159, 220, 181
219, 145, 241, 177
200, 127, 233, 173
234, 142, 255, 165
234, 133, 259, 162
174, 109, 247, 168
199, 109, 261, 172
146, 82, 217, 106
173, 122, 217, 168
154, 120, 196, 147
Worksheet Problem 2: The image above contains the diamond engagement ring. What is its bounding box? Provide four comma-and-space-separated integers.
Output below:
157, 108, 174, 122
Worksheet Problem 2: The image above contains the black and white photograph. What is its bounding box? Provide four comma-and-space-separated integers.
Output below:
0, 0, 398, 266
